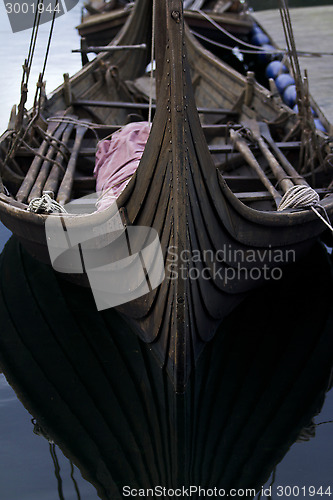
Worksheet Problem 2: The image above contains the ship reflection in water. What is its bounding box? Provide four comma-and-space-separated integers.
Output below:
0, 237, 333, 500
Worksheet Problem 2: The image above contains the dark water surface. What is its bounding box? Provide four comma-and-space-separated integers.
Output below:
0, 374, 97, 499
0, 237, 333, 500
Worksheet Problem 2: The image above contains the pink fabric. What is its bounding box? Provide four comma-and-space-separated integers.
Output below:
94, 121, 151, 211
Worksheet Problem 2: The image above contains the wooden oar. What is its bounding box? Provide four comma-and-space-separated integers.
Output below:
44, 122, 75, 195
258, 121, 309, 187
16, 120, 61, 203
28, 121, 69, 202
230, 129, 282, 207
244, 119, 294, 193
57, 124, 87, 206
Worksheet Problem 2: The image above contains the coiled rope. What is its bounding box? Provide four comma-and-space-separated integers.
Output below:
27, 192, 67, 214
277, 185, 333, 232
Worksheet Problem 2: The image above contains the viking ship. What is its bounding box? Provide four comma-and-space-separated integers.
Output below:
76, 0, 330, 133
0, 0, 332, 391
0, 237, 333, 499
76, 0, 253, 55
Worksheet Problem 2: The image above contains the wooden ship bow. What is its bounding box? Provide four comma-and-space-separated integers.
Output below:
116, 0, 245, 392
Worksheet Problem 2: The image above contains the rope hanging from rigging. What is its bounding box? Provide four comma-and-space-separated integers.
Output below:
15, 0, 45, 133
6, 0, 60, 166
34, 0, 60, 114
278, 0, 324, 175
148, 0, 156, 125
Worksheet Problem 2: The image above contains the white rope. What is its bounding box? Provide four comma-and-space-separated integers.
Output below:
195, 9, 333, 58
196, 9, 274, 52
277, 184, 319, 210
277, 184, 333, 232
27, 192, 67, 214
190, 29, 282, 55
191, 27, 333, 58
47, 117, 100, 141
148, 0, 156, 125
311, 206, 333, 232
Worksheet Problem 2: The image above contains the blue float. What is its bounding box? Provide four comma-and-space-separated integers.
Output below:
275, 73, 295, 94
251, 25, 263, 35
265, 60, 288, 80
293, 104, 317, 116
251, 32, 270, 46
283, 84, 297, 107
314, 118, 326, 133
258, 44, 275, 63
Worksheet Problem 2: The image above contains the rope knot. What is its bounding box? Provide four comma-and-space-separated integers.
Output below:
27, 192, 67, 214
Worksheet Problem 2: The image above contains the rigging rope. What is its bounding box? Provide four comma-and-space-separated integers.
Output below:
190, 29, 333, 58
18, 136, 67, 171
47, 116, 100, 141
279, 0, 303, 90
12, 0, 44, 140
193, 10, 333, 57
148, 0, 156, 124
278, 0, 324, 175
190, 29, 281, 55
16, 0, 44, 126
42, 0, 59, 81
6, 0, 59, 164
22, 0, 45, 90
34, 0, 60, 112
196, 9, 272, 51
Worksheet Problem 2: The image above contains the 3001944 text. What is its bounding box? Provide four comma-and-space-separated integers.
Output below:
122, 485, 332, 497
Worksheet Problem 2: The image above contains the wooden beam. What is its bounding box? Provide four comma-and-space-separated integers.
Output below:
236, 187, 331, 202
15, 141, 302, 158
72, 44, 147, 54
73, 99, 239, 116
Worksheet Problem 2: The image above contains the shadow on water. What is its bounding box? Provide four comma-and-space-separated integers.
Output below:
0, 237, 333, 499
